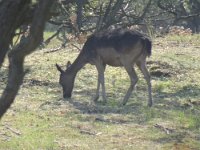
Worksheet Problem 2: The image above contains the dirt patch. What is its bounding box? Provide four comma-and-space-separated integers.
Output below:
147, 61, 175, 78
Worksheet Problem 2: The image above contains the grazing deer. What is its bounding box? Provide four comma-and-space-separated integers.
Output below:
56, 28, 153, 106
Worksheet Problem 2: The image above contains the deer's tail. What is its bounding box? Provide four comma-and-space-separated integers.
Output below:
142, 37, 152, 57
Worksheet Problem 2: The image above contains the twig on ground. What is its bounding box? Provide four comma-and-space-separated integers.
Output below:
44, 46, 63, 53
80, 130, 96, 135
80, 129, 102, 136
154, 124, 174, 134
3, 125, 21, 136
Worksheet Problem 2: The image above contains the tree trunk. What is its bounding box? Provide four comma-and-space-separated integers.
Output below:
76, 0, 86, 31
0, 0, 31, 68
0, 0, 54, 119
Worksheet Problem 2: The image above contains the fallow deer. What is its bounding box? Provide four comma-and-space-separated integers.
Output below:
56, 28, 153, 106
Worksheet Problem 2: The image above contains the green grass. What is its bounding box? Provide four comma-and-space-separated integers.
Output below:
0, 34, 200, 149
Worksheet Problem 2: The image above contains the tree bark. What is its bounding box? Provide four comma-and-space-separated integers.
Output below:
0, 0, 31, 68
0, 0, 54, 119
76, 0, 86, 31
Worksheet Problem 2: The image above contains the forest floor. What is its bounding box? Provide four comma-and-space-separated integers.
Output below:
0, 34, 200, 150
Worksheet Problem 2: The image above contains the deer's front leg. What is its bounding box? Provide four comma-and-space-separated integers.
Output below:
99, 72, 106, 104
94, 78, 100, 102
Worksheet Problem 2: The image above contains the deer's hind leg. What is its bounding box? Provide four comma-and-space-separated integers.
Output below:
136, 58, 153, 107
122, 64, 138, 105
94, 62, 106, 104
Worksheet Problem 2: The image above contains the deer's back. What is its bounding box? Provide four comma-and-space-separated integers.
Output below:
81, 28, 151, 66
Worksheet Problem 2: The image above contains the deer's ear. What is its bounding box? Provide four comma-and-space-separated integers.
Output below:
56, 64, 64, 73
66, 61, 71, 68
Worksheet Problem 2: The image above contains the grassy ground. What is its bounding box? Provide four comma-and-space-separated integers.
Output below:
0, 33, 200, 150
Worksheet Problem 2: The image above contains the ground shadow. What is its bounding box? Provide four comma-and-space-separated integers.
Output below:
68, 100, 143, 115
154, 131, 187, 144
147, 60, 181, 78
22, 78, 58, 88
153, 84, 200, 110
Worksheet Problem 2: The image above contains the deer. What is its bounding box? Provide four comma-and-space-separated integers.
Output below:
56, 28, 153, 107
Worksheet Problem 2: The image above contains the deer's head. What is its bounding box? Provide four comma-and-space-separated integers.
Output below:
56, 61, 75, 98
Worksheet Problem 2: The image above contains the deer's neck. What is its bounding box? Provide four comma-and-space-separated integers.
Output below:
67, 53, 87, 75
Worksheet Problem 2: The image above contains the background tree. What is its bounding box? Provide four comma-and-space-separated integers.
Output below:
157, 0, 200, 32
52, 0, 199, 35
